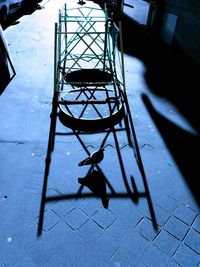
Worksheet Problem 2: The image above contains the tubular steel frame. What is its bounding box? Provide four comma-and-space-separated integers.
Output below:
38, 3, 157, 236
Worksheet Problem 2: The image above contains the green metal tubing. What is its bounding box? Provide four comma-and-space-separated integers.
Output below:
53, 23, 58, 93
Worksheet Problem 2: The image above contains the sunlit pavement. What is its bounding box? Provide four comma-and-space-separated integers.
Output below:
0, 0, 200, 266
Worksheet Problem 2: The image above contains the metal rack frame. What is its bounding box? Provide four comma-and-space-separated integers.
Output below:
38, 2, 157, 236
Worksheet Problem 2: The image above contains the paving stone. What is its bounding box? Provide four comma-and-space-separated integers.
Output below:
137, 199, 170, 227
174, 244, 199, 267
184, 228, 200, 254
51, 199, 74, 218
12, 255, 39, 267
164, 216, 189, 240
104, 199, 145, 240
135, 197, 153, 219
122, 231, 150, 259
174, 204, 197, 226
45, 187, 63, 209
135, 263, 148, 267
0, 237, 25, 266
29, 221, 87, 266
136, 217, 160, 241
109, 199, 144, 228
155, 194, 178, 213
35, 209, 61, 232
77, 219, 104, 243
154, 204, 171, 227
44, 236, 104, 267
0, 216, 6, 242
107, 248, 152, 267
92, 208, 117, 229
192, 215, 200, 233
141, 245, 169, 267
0, 194, 16, 226
166, 259, 182, 267
108, 247, 135, 267
107, 231, 149, 266
185, 201, 200, 212
153, 230, 180, 256
76, 198, 103, 216
92, 205, 145, 261
64, 208, 89, 230
94, 234, 120, 263
3, 223, 37, 257
29, 241, 55, 266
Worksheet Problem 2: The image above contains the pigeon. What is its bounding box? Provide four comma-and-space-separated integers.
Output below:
77, 0, 86, 5
78, 148, 104, 166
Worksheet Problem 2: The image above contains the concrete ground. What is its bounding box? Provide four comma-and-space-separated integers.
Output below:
0, 0, 200, 266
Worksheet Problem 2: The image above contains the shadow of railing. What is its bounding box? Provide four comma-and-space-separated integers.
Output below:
37, 122, 158, 236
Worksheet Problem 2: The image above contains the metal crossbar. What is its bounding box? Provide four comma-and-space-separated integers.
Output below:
37, 2, 157, 236
57, 4, 111, 81
53, 3, 124, 125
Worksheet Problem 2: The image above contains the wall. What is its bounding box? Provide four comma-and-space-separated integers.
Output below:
155, 0, 200, 65
123, 0, 150, 25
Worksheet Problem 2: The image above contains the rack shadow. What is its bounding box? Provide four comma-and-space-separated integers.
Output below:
37, 123, 158, 236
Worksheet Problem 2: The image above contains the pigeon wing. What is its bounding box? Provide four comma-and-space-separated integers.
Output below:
78, 149, 104, 166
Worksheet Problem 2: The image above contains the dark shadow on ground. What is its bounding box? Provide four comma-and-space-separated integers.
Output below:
2, 4, 42, 30
116, 12, 200, 135
0, 4, 43, 94
142, 93, 200, 206
78, 167, 110, 209
0, 28, 16, 95
113, 12, 200, 205
0, 74, 13, 95
37, 125, 157, 236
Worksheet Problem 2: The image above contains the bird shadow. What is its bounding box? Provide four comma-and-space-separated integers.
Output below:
77, 166, 109, 208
